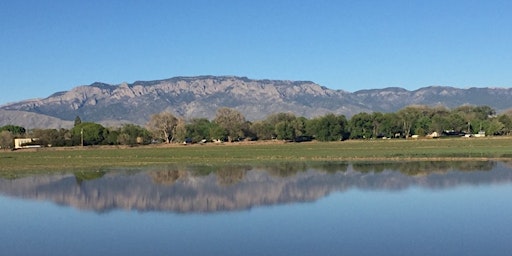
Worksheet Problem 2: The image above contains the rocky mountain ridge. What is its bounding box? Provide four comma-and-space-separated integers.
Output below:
1, 75, 512, 129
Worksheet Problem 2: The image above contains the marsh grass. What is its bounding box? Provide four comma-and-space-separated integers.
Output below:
1, 137, 511, 173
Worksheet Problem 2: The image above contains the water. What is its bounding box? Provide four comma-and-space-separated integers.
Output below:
1, 161, 512, 256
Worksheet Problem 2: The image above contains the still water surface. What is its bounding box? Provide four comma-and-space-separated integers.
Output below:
1, 161, 512, 256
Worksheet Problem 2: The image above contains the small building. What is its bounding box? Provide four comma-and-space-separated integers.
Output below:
474, 131, 486, 138
14, 138, 41, 149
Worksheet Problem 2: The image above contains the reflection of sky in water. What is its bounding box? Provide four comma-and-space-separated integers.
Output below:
1, 162, 512, 255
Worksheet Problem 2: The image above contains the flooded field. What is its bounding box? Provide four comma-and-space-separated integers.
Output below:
1, 161, 511, 255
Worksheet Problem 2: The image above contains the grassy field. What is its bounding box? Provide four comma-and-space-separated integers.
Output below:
1, 137, 512, 173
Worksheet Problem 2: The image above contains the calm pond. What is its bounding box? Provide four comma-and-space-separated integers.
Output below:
1, 161, 512, 256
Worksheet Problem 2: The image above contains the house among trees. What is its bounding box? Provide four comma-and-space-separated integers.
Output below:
474, 131, 486, 137
14, 138, 41, 149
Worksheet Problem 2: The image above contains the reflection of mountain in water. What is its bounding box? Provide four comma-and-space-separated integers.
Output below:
0, 161, 511, 213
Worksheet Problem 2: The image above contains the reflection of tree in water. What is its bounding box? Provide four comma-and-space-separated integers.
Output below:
2, 161, 512, 213
150, 169, 188, 185
216, 166, 250, 186
352, 161, 495, 176
190, 165, 217, 176
310, 162, 349, 173
74, 170, 106, 185
266, 162, 308, 177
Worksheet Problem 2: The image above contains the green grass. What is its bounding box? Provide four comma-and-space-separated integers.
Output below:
1, 137, 511, 173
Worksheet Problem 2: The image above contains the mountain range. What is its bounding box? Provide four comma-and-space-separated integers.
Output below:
1, 75, 512, 129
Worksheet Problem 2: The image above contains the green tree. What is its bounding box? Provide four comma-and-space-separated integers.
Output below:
266, 113, 296, 125
116, 132, 130, 145
268, 113, 300, 141
275, 121, 295, 140
485, 119, 505, 136
379, 113, 402, 138
0, 125, 26, 135
431, 111, 451, 133
291, 116, 308, 138
310, 113, 346, 141
397, 106, 424, 138
185, 118, 206, 142
250, 121, 275, 140
448, 112, 467, 133
209, 122, 227, 141
497, 113, 512, 135
348, 112, 373, 139
118, 124, 151, 145
186, 118, 216, 142
414, 116, 432, 136
71, 122, 107, 146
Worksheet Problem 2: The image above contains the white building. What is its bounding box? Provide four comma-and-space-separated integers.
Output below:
14, 138, 41, 149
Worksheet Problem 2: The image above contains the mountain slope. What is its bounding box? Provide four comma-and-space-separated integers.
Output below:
0, 110, 74, 129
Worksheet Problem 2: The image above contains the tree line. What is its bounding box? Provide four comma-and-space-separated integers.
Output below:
1, 105, 512, 149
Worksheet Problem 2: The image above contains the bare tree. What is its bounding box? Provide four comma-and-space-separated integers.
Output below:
174, 118, 187, 143
0, 131, 13, 150
146, 112, 179, 143
213, 107, 247, 142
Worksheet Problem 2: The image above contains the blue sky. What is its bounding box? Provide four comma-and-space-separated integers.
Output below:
1, 0, 511, 105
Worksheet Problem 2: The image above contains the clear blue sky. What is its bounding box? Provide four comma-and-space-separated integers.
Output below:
1, 0, 511, 105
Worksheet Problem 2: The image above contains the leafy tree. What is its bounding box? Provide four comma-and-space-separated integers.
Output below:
455, 105, 495, 122
370, 112, 386, 138
397, 106, 424, 138
185, 118, 217, 142
213, 107, 247, 142
209, 122, 227, 141
259, 113, 299, 140
275, 121, 295, 140
379, 113, 402, 138
497, 113, 512, 135
348, 112, 373, 139
414, 116, 432, 136
309, 113, 346, 141
268, 113, 300, 141
430, 111, 451, 133
116, 132, 130, 145
448, 112, 467, 133
0, 125, 26, 136
266, 113, 296, 125
485, 119, 505, 136
71, 122, 107, 146
146, 111, 179, 143
473, 105, 496, 120
292, 117, 308, 137
250, 121, 275, 140
118, 124, 151, 145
